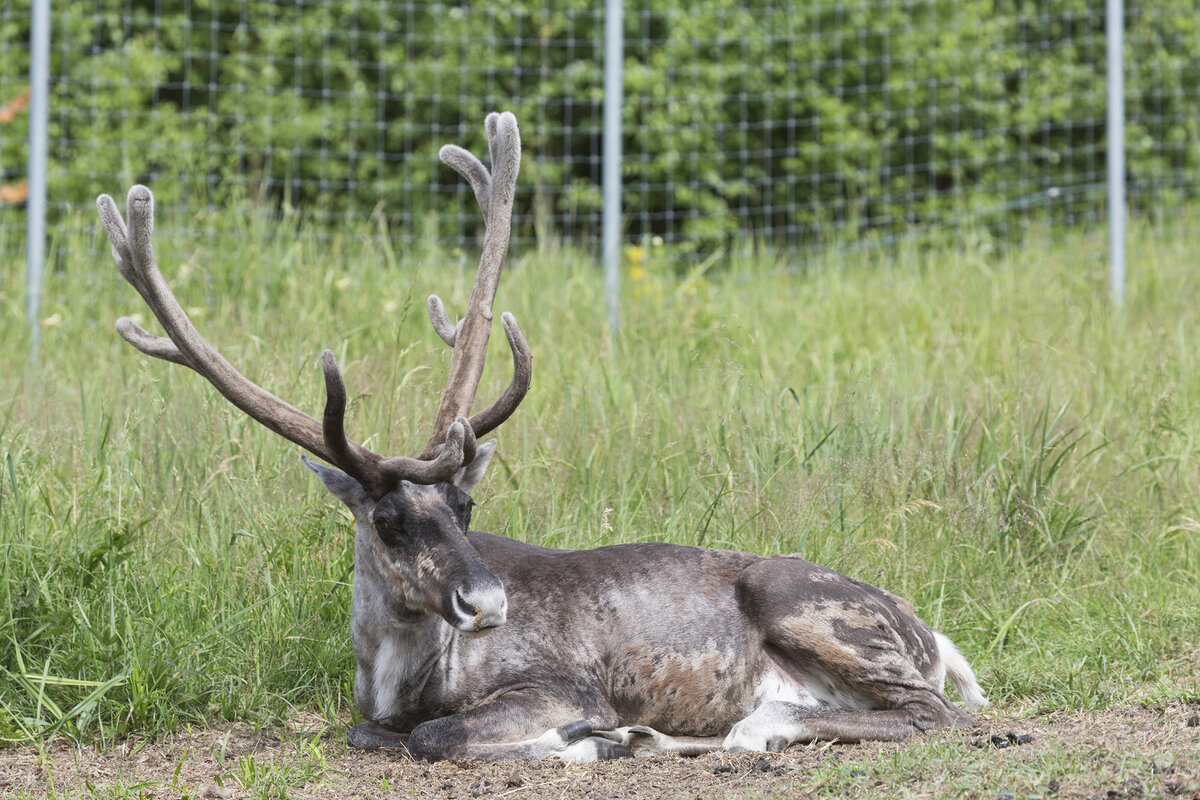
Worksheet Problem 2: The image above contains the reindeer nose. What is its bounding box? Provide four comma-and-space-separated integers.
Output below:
449, 580, 507, 631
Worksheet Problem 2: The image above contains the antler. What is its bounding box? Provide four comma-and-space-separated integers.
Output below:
420, 111, 530, 459
97, 112, 531, 498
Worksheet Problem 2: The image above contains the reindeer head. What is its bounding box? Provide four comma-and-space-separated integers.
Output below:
304, 440, 507, 631
98, 112, 528, 633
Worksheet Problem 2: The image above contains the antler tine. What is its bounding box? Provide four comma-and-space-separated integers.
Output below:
421, 111, 524, 461
485, 112, 501, 175
101, 186, 344, 464
320, 350, 473, 493
102, 194, 201, 369
430, 122, 499, 345
426, 295, 462, 347
439, 144, 491, 219
319, 349, 364, 477
418, 310, 531, 452
103, 114, 530, 494
101, 186, 473, 495
379, 417, 476, 486
115, 317, 190, 366
98, 192, 157, 307
465, 312, 531, 438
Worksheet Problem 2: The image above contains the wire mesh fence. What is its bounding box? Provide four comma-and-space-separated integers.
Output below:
1, 1, 1198, 262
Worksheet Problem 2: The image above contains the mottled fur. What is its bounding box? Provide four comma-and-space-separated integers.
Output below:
307, 456, 987, 762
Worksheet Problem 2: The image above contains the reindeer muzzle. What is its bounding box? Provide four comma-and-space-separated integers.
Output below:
445, 572, 508, 632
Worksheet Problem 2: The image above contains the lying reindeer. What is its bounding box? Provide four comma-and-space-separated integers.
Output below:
97, 111, 986, 762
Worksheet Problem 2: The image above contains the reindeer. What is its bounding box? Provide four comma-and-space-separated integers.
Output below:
97, 112, 987, 763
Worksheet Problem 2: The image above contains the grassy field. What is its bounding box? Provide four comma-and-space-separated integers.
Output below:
1, 207, 1198, 781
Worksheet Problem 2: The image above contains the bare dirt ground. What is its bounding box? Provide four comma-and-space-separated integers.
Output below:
3, 704, 1199, 799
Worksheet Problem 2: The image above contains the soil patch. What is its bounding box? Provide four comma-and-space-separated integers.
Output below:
2, 704, 1199, 799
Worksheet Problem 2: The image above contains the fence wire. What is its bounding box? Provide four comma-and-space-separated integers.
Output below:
1, 1, 1198, 260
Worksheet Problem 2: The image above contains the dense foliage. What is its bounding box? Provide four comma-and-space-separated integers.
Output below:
1, 1, 1198, 248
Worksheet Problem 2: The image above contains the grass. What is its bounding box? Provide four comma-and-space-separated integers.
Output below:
0, 203, 1199, 755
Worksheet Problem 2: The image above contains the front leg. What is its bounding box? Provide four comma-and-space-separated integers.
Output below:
348, 720, 410, 750
405, 692, 632, 762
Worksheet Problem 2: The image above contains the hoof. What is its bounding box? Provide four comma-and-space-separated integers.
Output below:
593, 739, 634, 760
557, 720, 593, 743
766, 736, 788, 753
348, 721, 410, 751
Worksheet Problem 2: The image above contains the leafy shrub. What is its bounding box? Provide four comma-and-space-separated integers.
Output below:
0, 1, 1196, 251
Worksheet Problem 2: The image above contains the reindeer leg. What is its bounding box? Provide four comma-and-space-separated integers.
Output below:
596, 725, 726, 756
727, 556, 976, 752
348, 721, 410, 750
723, 694, 967, 751
405, 691, 632, 762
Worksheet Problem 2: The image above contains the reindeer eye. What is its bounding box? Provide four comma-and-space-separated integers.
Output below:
372, 509, 404, 543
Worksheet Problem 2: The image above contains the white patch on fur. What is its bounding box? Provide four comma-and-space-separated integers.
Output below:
767, 662, 873, 711
723, 668, 844, 752
513, 727, 601, 762
753, 666, 822, 708
933, 631, 989, 709
415, 551, 439, 580
727, 663, 893, 750
722, 701, 810, 752
531, 727, 568, 749
803, 675, 873, 710
370, 637, 408, 719
370, 632, 430, 720
552, 738, 611, 763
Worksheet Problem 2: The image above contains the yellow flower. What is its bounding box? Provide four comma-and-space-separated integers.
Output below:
335, 277, 352, 292
41, 313, 62, 329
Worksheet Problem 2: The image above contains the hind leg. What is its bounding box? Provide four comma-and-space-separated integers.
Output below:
723, 693, 968, 751
734, 556, 975, 750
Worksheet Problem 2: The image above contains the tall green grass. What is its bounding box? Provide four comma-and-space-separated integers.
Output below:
1, 208, 1198, 746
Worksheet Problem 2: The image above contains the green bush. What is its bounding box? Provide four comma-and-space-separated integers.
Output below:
1, 1, 1197, 250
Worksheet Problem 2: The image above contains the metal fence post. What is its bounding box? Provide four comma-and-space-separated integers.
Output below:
1107, 0, 1126, 305
27, 0, 50, 359
602, 0, 623, 331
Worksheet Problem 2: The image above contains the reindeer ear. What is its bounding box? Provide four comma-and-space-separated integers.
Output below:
453, 439, 497, 493
303, 456, 371, 511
